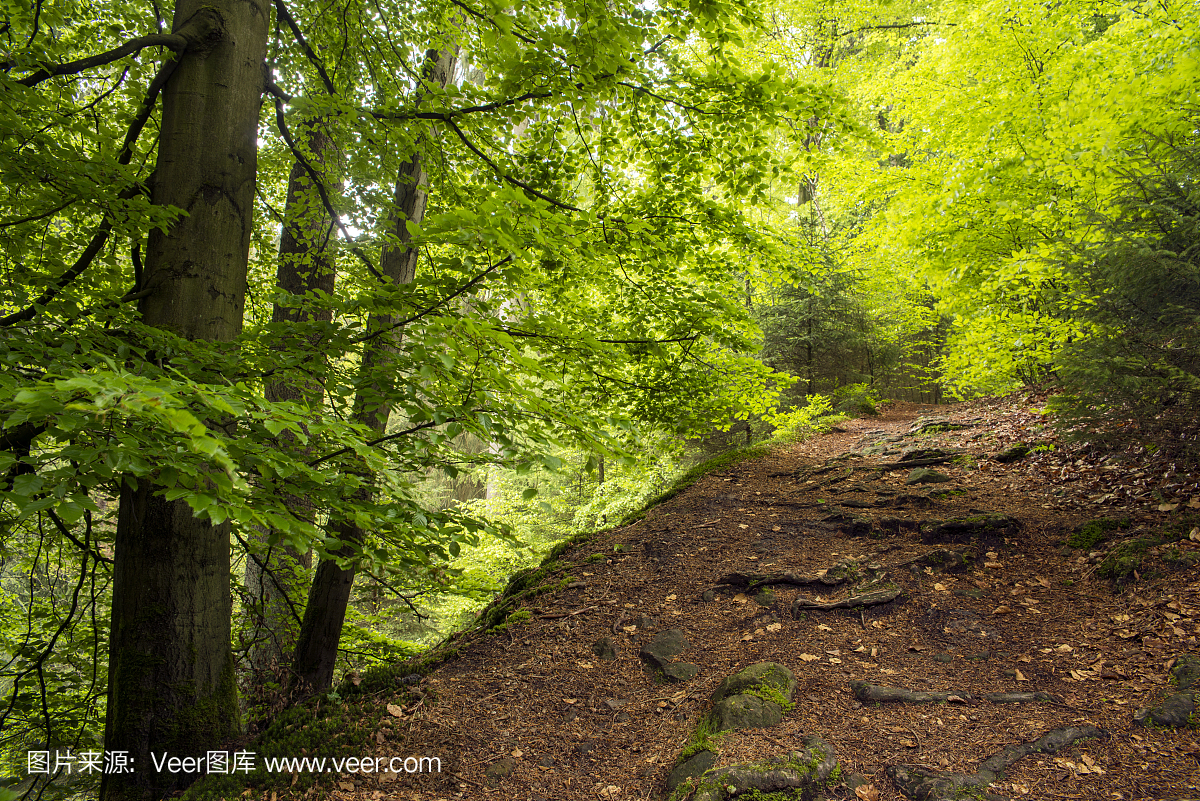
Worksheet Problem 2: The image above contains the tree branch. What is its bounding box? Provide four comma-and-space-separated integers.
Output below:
307, 418, 451, 468
13, 7, 222, 88
272, 0, 337, 95
347, 256, 512, 346
267, 83, 384, 281
444, 117, 581, 213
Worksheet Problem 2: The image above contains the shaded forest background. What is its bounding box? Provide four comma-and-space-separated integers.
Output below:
0, 0, 1196, 798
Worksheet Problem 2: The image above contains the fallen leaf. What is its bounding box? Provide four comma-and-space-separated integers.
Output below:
900, 738, 917, 748
733, 593, 748, 603
992, 605, 1014, 615
817, 624, 833, 631
511, 749, 523, 758
799, 653, 820, 662
985, 561, 1004, 569
1158, 503, 1180, 512
622, 625, 637, 633
742, 634, 754, 641
934, 583, 947, 591
1014, 669, 1028, 681
578, 661, 594, 669
766, 622, 782, 632
563, 698, 577, 704
386, 703, 404, 718
828, 657, 843, 664
666, 594, 677, 601
854, 784, 880, 801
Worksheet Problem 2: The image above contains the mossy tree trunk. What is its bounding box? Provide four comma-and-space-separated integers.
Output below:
102, 0, 269, 797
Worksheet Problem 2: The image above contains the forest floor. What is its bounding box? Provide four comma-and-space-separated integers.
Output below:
324, 395, 1200, 801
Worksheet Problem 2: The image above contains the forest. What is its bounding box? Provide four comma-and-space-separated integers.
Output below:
0, 0, 1196, 797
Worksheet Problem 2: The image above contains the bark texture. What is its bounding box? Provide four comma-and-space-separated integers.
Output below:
244, 120, 338, 687
102, 0, 268, 797
290, 44, 458, 695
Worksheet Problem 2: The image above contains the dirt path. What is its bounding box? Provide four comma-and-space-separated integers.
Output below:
350, 399, 1200, 801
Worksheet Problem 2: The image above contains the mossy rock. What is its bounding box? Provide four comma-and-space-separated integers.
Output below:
675, 736, 839, 801
711, 662, 795, 704
921, 515, 1020, 544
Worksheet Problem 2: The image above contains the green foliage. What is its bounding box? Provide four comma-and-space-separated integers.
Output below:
764, 394, 847, 445
679, 713, 724, 761
1068, 518, 1129, 550
1046, 126, 1200, 461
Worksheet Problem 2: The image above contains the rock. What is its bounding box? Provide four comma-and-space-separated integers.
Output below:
886, 764, 991, 800
994, 443, 1030, 463
663, 662, 700, 682
902, 548, 974, 573
712, 693, 783, 731
638, 628, 689, 669
839, 499, 875, 509
711, 662, 795, 703
899, 447, 956, 462
850, 681, 971, 704
1134, 690, 1197, 728
701, 589, 716, 602
637, 614, 656, 630
592, 636, 618, 661
485, 756, 516, 781
687, 737, 838, 801
934, 651, 953, 663
754, 587, 775, 607
665, 750, 718, 792
921, 515, 1021, 544
906, 468, 951, 485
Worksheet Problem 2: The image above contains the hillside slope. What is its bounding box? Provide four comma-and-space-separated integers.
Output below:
273, 398, 1200, 801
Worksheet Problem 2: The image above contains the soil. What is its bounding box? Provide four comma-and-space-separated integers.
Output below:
336, 396, 1200, 801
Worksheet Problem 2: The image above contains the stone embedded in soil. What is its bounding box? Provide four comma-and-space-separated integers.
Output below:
886, 765, 994, 801
712, 662, 796, 703
683, 736, 838, 801
850, 681, 971, 704
663, 662, 700, 682
889, 724, 1105, 801
592, 636, 618, 661
484, 756, 516, 781
712, 692, 784, 731
900, 447, 958, 462
701, 589, 716, 602
753, 587, 775, 607
665, 750, 718, 792
906, 468, 952, 485
638, 628, 689, 669
921, 515, 1021, 544
1134, 653, 1200, 727
901, 548, 975, 573
994, 443, 1031, 463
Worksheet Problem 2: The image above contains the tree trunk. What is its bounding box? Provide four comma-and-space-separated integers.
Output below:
244, 119, 338, 694
290, 44, 458, 695
102, 0, 268, 797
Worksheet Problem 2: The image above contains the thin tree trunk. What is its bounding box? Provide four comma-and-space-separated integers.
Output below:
102, 0, 268, 797
244, 119, 338, 696
290, 44, 458, 695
